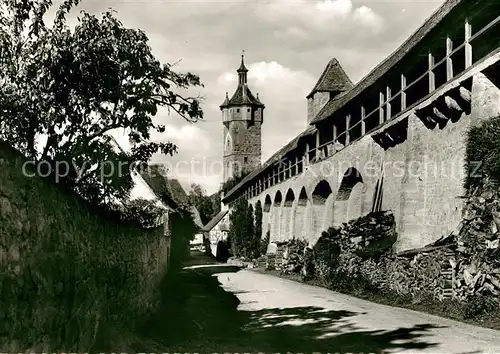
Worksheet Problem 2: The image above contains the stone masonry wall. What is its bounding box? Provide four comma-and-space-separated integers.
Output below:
224, 120, 262, 180
248, 61, 500, 253
0, 142, 170, 351
307, 92, 330, 124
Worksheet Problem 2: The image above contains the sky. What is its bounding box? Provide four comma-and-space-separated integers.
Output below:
62, 0, 445, 197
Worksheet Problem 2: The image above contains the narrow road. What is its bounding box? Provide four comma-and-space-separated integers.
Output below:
136, 253, 500, 353
216, 267, 500, 353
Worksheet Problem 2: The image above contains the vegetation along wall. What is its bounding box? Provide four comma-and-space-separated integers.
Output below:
0, 142, 170, 352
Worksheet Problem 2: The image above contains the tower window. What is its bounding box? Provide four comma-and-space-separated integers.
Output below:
244, 157, 248, 163
247, 108, 251, 112
236, 109, 240, 112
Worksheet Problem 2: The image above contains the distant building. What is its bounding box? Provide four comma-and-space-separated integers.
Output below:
220, 54, 265, 182
201, 209, 230, 256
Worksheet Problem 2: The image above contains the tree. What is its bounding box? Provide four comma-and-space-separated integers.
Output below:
209, 192, 221, 219
221, 171, 250, 195
254, 201, 263, 257
188, 183, 216, 226
228, 198, 257, 259
0, 0, 203, 207
120, 198, 166, 229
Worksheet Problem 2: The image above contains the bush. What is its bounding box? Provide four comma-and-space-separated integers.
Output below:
465, 116, 500, 189
464, 295, 499, 319
312, 227, 342, 279
281, 238, 308, 275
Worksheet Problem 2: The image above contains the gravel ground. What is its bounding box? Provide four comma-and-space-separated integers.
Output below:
216, 267, 500, 353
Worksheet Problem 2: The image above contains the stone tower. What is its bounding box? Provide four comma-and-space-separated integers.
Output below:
220, 54, 265, 182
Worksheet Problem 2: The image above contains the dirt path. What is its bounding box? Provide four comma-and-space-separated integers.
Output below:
132, 253, 500, 353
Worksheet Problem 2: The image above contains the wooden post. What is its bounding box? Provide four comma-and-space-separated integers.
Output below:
305, 143, 310, 165
465, 19, 472, 68
401, 74, 407, 110
379, 92, 385, 125
345, 114, 351, 145
295, 156, 299, 175
446, 37, 453, 81
386, 86, 392, 120
288, 160, 292, 179
333, 124, 337, 142
315, 130, 321, 160
428, 53, 435, 93
361, 105, 366, 135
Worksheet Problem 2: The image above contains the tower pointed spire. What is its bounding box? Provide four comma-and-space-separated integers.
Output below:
237, 50, 248, 72
237, 50, 248, 86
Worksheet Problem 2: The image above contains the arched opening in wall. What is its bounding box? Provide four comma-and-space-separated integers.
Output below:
312, 180, 333, 204
270, 191, 283, 242
294, 187, 308, 241
335, 168, 364, 223
282, 189, 295, 241
284, 189, 295, 207
311, 180, 333, 241
336, 168, 363, 201
274, 191, 283, 206
224, 133, 233, 155
264, 195, 272, 212
298, 187, 308, 206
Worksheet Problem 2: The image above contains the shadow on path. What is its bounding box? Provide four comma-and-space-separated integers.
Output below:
136, 253, 443, 352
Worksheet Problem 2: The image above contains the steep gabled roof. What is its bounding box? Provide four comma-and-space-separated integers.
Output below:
189, 204, 204, 229
201, 210, 229, 232
142, 173, 203, 228
306, 58, 353, 99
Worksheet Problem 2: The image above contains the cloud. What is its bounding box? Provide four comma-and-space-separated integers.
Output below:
255, 0, 384, 39
353, 6, 384, 32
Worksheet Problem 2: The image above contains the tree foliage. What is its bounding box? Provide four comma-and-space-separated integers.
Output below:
228, 198, 264, 259
188, 183, 216, 225
169, 210, 199, 270
222, 171, 250, 195
120, 197, 166, 229
254, 201, 263, 245
466, 116, 500, 189
0, 0, 203, 207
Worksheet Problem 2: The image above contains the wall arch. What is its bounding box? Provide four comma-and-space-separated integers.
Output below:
270, 190, 283, 242
334, 167, 365, 225
262, 194, 272, 240
311, 180, 333, 240
224, 133, 233, 155
294, 187, 308, 240
281, 188, 295, 241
